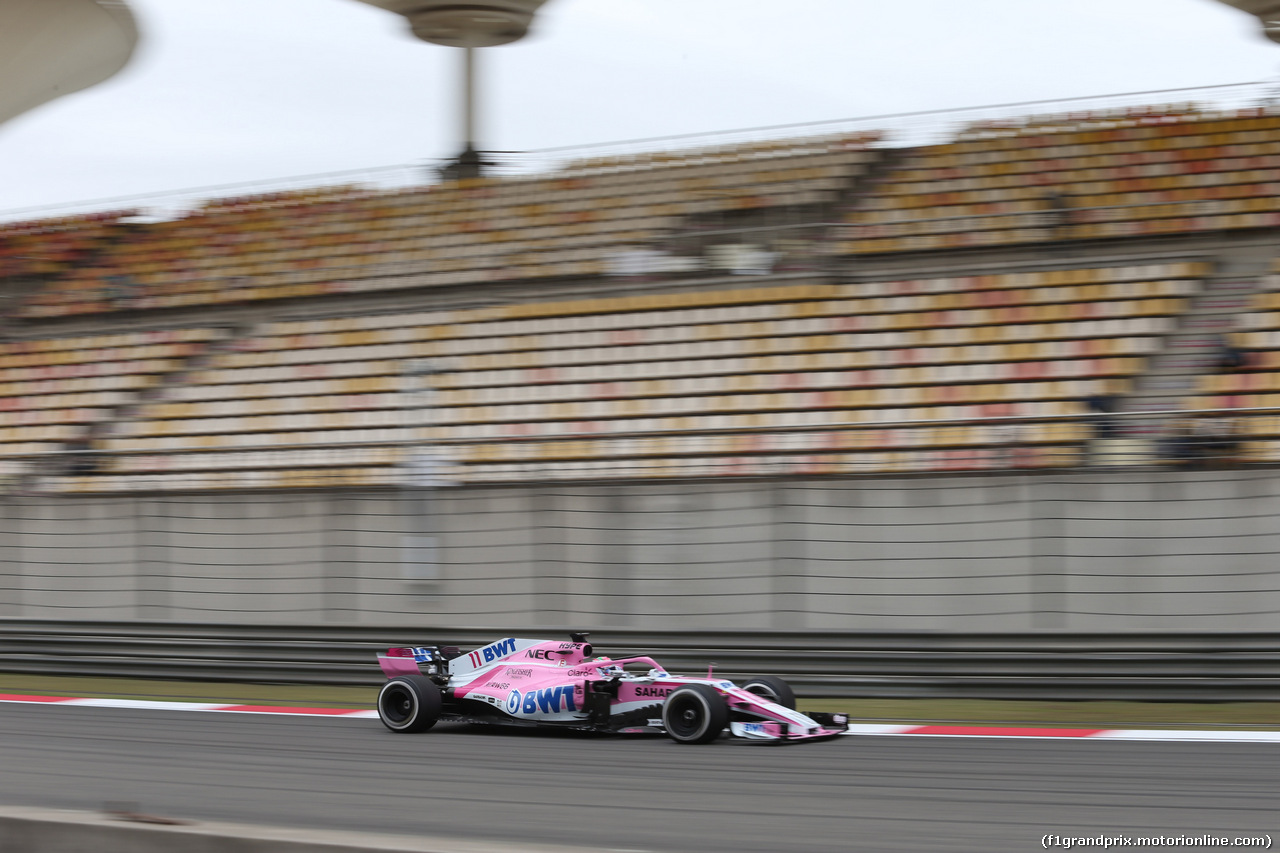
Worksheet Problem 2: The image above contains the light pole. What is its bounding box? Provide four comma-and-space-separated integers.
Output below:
347, 1, 553, 179
450, 45, 484, 180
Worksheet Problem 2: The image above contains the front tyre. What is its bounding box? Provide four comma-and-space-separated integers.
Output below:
661, 684, 729, 744
378, 676, 442, 733
740, 675, 796, 709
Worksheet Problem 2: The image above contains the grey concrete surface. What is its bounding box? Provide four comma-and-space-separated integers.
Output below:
0, 805, 603, 853
0, 704, 1275, 853
4, 469, 1280, 630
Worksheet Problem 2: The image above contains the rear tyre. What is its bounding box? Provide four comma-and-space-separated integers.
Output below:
378, 676, 442, 733
740, 675, 796, 710
661, 684, 729, 744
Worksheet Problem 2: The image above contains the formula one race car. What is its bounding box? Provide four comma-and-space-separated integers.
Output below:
376, 633, 847, 744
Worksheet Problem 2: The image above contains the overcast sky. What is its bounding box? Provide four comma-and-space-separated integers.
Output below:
2, 0, 1279, 218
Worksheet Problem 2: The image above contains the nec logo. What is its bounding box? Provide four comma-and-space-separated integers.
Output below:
506, 686, 577, 716
525, 649, 554, 660
467, 638, 516, 667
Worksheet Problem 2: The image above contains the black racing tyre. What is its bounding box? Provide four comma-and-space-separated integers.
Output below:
377, 676, 442, 733
739, 675, 796, 710
661, 684, 729, 744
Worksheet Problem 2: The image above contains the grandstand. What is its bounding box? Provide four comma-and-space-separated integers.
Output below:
842, 106, 1280, 253
18, 134, 877, 318
2, 90, 1280, 631
2, 99, 1278, 495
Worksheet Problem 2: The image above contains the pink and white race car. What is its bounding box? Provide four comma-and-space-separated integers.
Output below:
376, 633, 847, 744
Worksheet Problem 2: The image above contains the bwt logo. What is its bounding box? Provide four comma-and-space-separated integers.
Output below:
468, 638, 517, 667
506, 686, 577, 716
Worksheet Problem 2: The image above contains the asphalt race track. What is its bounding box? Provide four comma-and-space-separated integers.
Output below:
0, 704, 1275, 852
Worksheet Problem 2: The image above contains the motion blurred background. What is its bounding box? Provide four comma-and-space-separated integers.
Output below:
3, 0, 1280, 701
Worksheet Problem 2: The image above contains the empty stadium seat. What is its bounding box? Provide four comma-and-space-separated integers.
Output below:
63, 261, 1203, 489
0, 328, 225, 484
840, 107, 1280, 254
18, 134, 880, 319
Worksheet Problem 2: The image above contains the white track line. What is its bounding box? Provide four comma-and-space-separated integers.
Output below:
4, 695, 1279, 741
0, 694, 371, 717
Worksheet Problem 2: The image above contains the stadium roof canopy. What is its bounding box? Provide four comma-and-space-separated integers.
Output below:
350, 0, 551, 47
0, 0, 1275, 136
351, 1, 1280, 48
1215, 0, 1280, 42
0, 0, 138, 127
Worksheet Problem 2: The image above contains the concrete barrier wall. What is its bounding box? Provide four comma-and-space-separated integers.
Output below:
1, 469, 1278, 632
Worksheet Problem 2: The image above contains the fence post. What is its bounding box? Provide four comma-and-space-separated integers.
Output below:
771, 479, 806, 630
0, 494, 20, 618
323, 492, 355, 622
532, 483, 563, 627
136, 495, 168, 620
603, 485, 632, 627
1030, 471, 1066, 630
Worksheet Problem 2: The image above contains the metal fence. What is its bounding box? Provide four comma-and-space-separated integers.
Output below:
4, 81, 1270, 224
1, 620, 1277, 701
4, 438, 1280, 698
3, 460, 1280, 633
4, 406, 1276, 493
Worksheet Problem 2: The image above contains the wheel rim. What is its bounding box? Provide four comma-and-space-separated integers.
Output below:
745, 683, 779, 703
380, 684, 416, 725
666, 692, 707, 739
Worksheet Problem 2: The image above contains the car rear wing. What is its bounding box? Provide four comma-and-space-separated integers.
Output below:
378, 646, 448, 679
